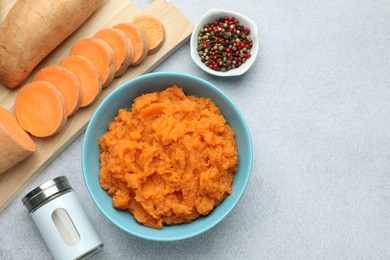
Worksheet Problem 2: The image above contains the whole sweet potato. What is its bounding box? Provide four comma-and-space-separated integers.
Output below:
0, 0, 102, 88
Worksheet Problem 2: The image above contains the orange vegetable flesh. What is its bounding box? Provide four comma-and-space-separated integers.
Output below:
0, 107, 35, 152
60, 55, 102, 107
133, 15, 165, 55
99, 86, 238, 229
95, 28, 134, 77
70, 38, 115, 88
34, 66, 81, 116
15, 81, 67, 137
113, 23, 149, 66
0, 107, 36, 173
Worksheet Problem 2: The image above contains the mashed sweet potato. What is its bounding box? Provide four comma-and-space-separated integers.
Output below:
98, 86, 238, 229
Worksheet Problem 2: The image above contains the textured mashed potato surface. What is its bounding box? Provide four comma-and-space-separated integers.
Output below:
99, 86, 238, 229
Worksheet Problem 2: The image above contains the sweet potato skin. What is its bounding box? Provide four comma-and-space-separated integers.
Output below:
0, 0, 102, 89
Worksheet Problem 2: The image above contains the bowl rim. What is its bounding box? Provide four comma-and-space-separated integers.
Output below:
190, 9, 259, 77
82, 72, 253, 241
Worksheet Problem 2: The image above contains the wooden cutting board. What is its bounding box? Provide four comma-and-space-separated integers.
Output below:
0, 0, 194, 212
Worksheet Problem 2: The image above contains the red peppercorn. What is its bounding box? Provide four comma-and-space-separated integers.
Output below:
197, 16, 252, 72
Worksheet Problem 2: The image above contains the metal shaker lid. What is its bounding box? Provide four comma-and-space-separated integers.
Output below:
22, 176, 72, 212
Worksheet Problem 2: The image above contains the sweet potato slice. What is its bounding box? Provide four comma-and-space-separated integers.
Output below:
59, 55, 102, 107
95, 28, 134, 77
133, 15, 165, 55
0, 0, 102, 88
15, 81, 67, 137
70, 38, 115, 88
0, 106, 36, 173
34, 66, 81, 116
113, 23, 149, 66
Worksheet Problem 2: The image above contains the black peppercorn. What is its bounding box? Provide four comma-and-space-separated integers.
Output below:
197, 16, 253, 72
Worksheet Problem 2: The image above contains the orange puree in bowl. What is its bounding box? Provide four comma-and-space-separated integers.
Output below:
98, 86, 238, 229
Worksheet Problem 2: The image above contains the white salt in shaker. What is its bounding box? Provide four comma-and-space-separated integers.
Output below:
22, 176, 103, 260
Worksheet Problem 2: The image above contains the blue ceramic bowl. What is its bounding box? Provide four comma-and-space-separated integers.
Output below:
82, 72, 252, 241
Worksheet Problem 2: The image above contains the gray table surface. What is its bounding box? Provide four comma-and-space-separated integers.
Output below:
1, 0, 390, 259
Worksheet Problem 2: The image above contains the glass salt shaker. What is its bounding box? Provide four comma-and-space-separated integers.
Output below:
22, 176, 103, 260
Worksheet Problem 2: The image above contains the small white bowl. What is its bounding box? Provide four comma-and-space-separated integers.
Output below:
190, 9, 259, 77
